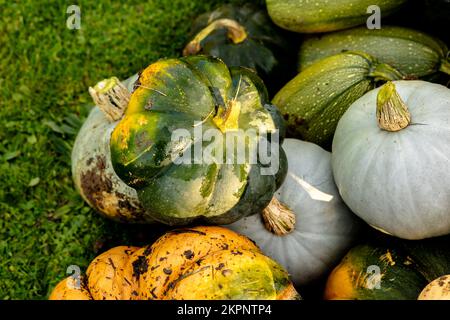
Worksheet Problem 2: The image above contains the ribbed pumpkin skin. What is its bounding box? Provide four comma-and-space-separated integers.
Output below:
324, 244, 427, 300
228, 139, 360, 286
185, 4, 294, 93
400, 236, 450, 283
273, 52, 383, 148
266, 0, 407, 33
49, 227, 300, 300
298, 26, 449, 78
332, 81, 450, 239
86, 246, 140, 300
110, 56, 286, 226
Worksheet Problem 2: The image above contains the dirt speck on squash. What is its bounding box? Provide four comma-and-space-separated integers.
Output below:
183, 250, 194, 260
132, 255, 148, 280
163, 268, 172, 275
222, 269, 233, 277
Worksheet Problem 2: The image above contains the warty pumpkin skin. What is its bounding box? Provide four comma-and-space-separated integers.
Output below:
183, 4, 295, 94
72, 75, 155, 223
272, 51, 403, 148
110, 56, 287, 226
266, 0, 407, 33
298, 26, 450, 79
332, 80, 450, 239
228, 139, 360, 286
324, 244, 428, 300
49, 226, 300, 300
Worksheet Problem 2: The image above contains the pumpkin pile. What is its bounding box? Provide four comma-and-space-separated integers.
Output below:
52, 1, 450, 300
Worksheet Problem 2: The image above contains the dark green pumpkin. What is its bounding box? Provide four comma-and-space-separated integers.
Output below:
325, 236, 450, 300
183, 4, 296, 94
324, 244, 427, 300
266, 0, 407, 33
298, 26, 450, 79
400, 236, 450, 283
272, 51, 403, 148
110, 56, 287, 226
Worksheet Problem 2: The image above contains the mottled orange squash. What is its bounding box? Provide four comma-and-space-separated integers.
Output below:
49, 226, 300, 300
49, 276, 92, 300
86, 246, 139, 300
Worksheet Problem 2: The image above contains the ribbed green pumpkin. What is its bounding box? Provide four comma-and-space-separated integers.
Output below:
400, 236, 450, 283
110, 56, 287, 226
266, 0, 407, 33
325, 236, 450, 300
324, 244, 428, 300
272, 51, 403, 148
298, 26, 450, 79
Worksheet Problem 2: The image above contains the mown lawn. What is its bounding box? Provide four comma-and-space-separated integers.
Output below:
0, 0, 262, 300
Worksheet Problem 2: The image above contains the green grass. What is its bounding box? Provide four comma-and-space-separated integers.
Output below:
0, 0, 262, 300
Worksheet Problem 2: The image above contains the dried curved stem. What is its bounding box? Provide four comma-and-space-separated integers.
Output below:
89, 77, 130, 122
262, 197, 296, 236
183, 18, 247, 56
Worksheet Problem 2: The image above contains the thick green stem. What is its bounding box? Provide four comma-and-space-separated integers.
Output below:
183, 18, 248, 56
370, 63, 404, 82
261, 197, 296, 236
88, 77, 130, 122
377, 82, 411, 132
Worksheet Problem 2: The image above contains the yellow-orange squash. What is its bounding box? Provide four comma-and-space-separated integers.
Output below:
48, 276, 92, 300
49, 226, 300, 300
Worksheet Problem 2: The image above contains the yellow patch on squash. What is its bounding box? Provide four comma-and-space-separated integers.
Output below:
324, 258, 356, 300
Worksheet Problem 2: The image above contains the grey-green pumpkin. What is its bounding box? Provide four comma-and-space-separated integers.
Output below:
72, 75, 155, 223
332, 80, 450, 240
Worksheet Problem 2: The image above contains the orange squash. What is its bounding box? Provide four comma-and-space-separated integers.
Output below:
49, 227, 300, 300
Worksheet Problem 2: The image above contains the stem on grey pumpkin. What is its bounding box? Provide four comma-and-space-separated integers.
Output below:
370, 63, 404, 82
439, 57, 450, 76
376, 82, 411, 132
261, 197, 296, 236
183, 18, 248, 56
88, 77, 130, 122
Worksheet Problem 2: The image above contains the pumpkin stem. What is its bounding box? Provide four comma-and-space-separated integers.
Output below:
89, 77, 130, 122
183, 18, 248, 56
376, 82, 411, 132
212, 100, 241, 132
262, 197, 296, 236
369, 63, 404, 82
439, 57, 450, 76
